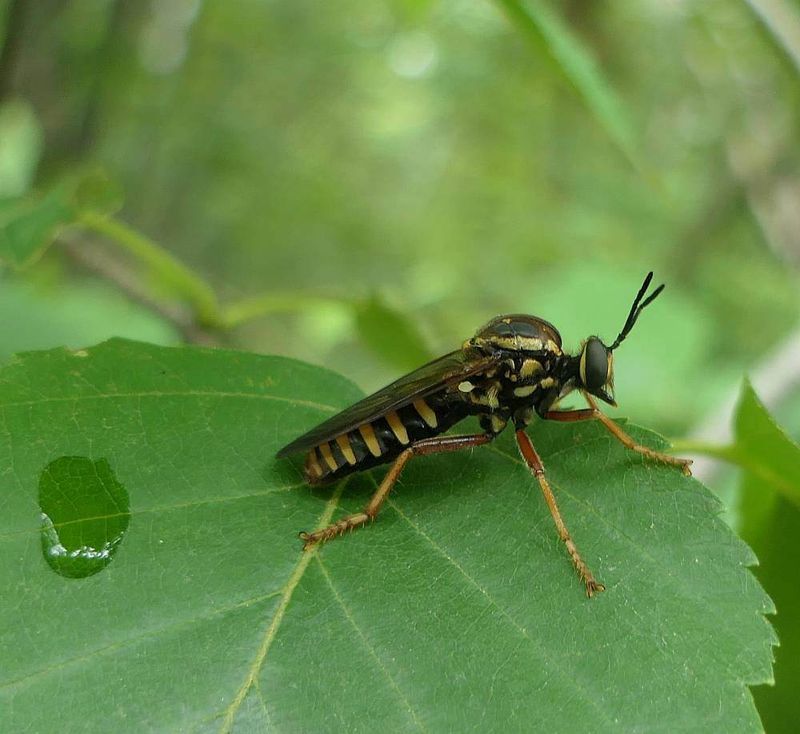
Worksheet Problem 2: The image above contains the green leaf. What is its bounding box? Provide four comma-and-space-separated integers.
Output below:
0, 99, 44, 198
0, 185, 76, 268
494, 0, 640, 169
73, 168, 125, 216
744, 496, 800, 734
733, 381, 800, 532
0, 340, 774, 732
735, 381, 800, 502
732, 382, 800, 732
0, 169, 125, 269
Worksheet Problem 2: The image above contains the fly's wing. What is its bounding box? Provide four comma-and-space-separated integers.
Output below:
276, 349, 499, 457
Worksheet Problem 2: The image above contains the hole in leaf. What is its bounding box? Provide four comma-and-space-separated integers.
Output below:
38, 456, 130, 579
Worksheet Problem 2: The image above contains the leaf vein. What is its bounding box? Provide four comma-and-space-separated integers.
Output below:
0, 589, 283, 693
387, 499, 616, 728
316, 555, 428, 733
490, 440, 763, 662
218, 481, 347, 734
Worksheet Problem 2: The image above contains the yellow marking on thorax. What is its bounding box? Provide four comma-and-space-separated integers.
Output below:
517, 337, 544, 352
520, 359, 543, 379
358, 423, 382, 457
386, 410, 410, 444
335, 434, 357, 465
513, 384, 537, 397
412, 398, 438, 428
318, 442, 338, 472
484, 335, 542, 351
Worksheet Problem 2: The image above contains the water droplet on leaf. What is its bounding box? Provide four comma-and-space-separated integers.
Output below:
38, 456, 130, 579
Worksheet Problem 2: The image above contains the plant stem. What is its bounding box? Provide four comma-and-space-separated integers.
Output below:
670, 439, 798, 501
78, 210, 221, 327
668, 440, 737, 462
222, 293, 355, 329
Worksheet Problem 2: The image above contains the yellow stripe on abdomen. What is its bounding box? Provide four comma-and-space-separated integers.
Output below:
318, 442, 338, 472
304, 448, 324, 481
412, 398, 438, 428
335, 434, 357, 465
385, 411, 409, 445
358, 423, 382, 457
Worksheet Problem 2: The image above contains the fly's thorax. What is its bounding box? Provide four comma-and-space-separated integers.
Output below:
454, 370, 503, 411
468, 314, 563, 356
454, 351, 565, 430
503, 352, 566, 403
452, 367, 509, 434
460, 315, 566, 424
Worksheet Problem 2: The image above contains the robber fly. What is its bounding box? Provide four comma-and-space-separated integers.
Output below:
277, 273, 691, 596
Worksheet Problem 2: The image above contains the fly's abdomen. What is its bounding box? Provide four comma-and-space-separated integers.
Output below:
303, 394, 467, 484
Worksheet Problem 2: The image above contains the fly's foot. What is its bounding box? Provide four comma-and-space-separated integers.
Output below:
584, 577, 606, 598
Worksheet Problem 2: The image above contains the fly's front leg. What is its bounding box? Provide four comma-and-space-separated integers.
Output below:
300, 433, 493, 549
545, 393, 692, 476
516, 429, 604, 597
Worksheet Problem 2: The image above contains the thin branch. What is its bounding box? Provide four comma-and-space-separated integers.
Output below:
222, 293, 356, 329
59, 233, 220, 346
77, 211, 221, 327
64, 212, 359, 342
0, 0, 27, 100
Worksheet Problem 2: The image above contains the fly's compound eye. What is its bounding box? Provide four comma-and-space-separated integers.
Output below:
580, 337, 609, 390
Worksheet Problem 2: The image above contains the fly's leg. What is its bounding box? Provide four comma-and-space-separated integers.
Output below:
545, 392, 692, 476
516, 429, 604, 597
300, 433, 493, 549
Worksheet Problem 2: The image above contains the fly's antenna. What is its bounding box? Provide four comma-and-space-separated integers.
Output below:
609, 272, 664, 351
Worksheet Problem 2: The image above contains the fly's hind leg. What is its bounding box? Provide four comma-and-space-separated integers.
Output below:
545, 392, 692, 476
299, 433, 493, 549
516, 429, 604, 597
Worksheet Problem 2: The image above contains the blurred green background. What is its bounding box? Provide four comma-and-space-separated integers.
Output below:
1, 0, 799, 730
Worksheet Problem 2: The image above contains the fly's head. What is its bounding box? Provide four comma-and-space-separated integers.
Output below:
572, 272, 665, 407
577, 336, 616, 406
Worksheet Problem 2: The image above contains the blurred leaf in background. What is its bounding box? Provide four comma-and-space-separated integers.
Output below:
735, 382, 800, 528
0, 184, 77, 268
0, 98, 42, 198
354, 293, 433, 372
731, 384, 800, 733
